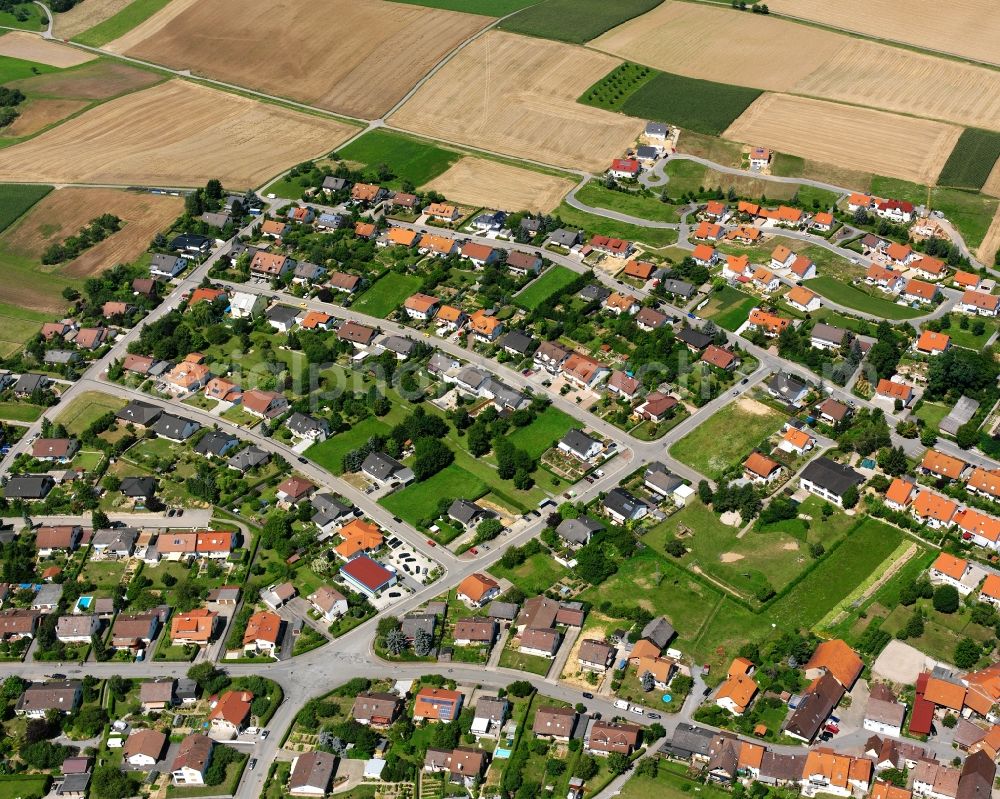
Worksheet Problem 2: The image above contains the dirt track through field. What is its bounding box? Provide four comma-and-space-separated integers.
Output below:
723, 94, 962, 185
0, 80, 357, 188
108, 0, 490, 119
390, 31, 642, 172
421, 157, 574, 214
0, 31, 96, 67
590, 0, 1000, 131
766, 0, 1000, 67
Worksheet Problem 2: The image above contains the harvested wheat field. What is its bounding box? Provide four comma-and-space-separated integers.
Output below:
766, 0, 1000, 66
0, 31, 96, 67
7, 60, 163, 101
591, 0, 1000, 131
421, 157, 574, 214
3, 99, 88, 137
390, 31, 642, 172
54, 0, 137, 39
976, 207, 1000, 266
983, 159, 1000, 199
107, 0, 489, 119
0, 80, 357, 188
3, 187, 182, 278
723, 94, 962, 185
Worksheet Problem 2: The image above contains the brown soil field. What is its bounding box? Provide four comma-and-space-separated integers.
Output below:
8, 60, 163, 101
983, 158, 1000, 199
2, 99, 88, 137
108, 0, 490, 119
591, 0, 1000, 131
0, 80, 357, 188
54, 0, 135, 39
723, 94, 962, 185
976, 206, 1000, 266
389, 31, 642, 172
3, 187, 182, 276
0, 31, 96, 67
421, 157, 574, 214
766, 0, 1000, 66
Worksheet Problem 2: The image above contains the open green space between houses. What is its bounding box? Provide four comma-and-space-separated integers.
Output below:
515, 265, 579, 311
350, 271, 423, 317
804, 275, 923, 319
336, 129, 461, 189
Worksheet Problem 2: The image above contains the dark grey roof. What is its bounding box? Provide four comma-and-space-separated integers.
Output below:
767, 372, 807, 400
13, 373, 47, 394
662, 279, 695, 298
400, 614, 436, 640
676, 327, 712, 350
455, 365, 489, 390
560, 428, 599, 459
485, 379, 527, 410
193, 431, 237, 456
312, 493, 352, 519
200, 212, 231, 228
286, 413, 329, 437
800, 457, 864, 498
641, 616, 675, 649
636, 146, 660, 160
488, 601, 519, 620
645, 463, 683, 495
758, 752, 807, 783
44, 350, 78, 365
448, 499, 483, 526
266, 305, 301, 325
940, 396, 980, 437
175, 678, 198, 700
170, 233, 210, 251
150, 414, 198, 441
293, 262, 325, 281
57, 773, 91, 795
4, 475, 54, 499
427, 352, 458, 373
549, 228, 581, 247
92, 527, 138, 551
520, 218, 541, 233
784, 671, 844, 741
603, 487, 646, 520
362, 452, 405, 481
117, 400, 162, 426
645, 122, 668, 137
810, 323, 846, 346
150, 253, 184, 273
662, 724, 715, 759
380, 335, 416, 357
500, 330, 536, 356
578, 284, 610, 303
120, 477, 155, 498
556, 516, 603, 545
322, 176, 350, 191
227, 446, 269, 472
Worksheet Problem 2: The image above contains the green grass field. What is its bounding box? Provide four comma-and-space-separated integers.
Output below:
670, 400, 784, 479
0, 183, 51, 233
804, 275, 923, 319
387, 0, 538, 13
930, 187, 998, 250
0, 401, 43, 422
73, 0, 174, 46
498, 0, 661, 43
0, 54, 59, 85
937, 128, 1000, 190
515, 265, 578, 310
0, 301, 50, 357
699, 286, 759, 332
507, 406, 577, 458
336, 130, 460, 189
492, 551, 567, 596
796, 185, 840, 210
380, 463, 487, 526
0, 4, 45, 30
350, 271, 423, 317
305, 417, 392, 474
553, 201, 678, 248
0, 775, 50, 799
914, 400, 950, 432
662, 160, 708, 195
574, 180, 681, 223
57, 391, 126, 435
621, 70, 762, 136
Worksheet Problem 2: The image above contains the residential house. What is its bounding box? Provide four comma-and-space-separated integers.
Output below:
453, 618, 497, 647
587, 721, 641, 756
413, 688, 463, 722
578, 639, 615, 672
747, 308, 791, 336
266, 305, 302, 333
56, 615, 99, 644
276, 476, 317, 505
903, 279, 939, 304
533, 707, 578, 741
352, 692, 402, 727
876, 378, 914, 407
150, 253, 186, 278
468, 309, 504, 342
784, 672, 845, 743
804, 639, 864, 689
111, 612, 158, 650
457, 573, 500, 608
779, 426, 816, 456
150, 413, 199, 441
35, 525, 81, 557
307, 586, 348, 622
471, 696, 508, 739
929, 553, 972, 594
171, 734, 214, 786
243, 610, 282, 655
692, 244, 718, 267
140, 680, 175, 713
799, 457, 864, 507
558, 428, 602, 461
959, 291, 1000, 317
519, 627, 561, 657
916, 330, 951, 356
423, 748, 486, 788
556, 517, 604, 548
787, 286, 821, 313
361, 451, 413, 485
229, 291, 267, 319
288, 751, 336, 797
208, 690, 253, 740
334, 519, 384, 561
460, 242, 497, 268
810, 323, 846, 352
260, 582, 297, 610
603, 487, 647, 524
506, 251, 542, 276
921, 449, 967, 481
562, 352, 608, 389
241, 388, 288, 419
250, 251, 294, 279
285, 412, 330, 443
169, 609, 217, 647
744, 451, 782, 484
913, 491, 958, 530
15, 681, 81, 717
123, 729, 167, 768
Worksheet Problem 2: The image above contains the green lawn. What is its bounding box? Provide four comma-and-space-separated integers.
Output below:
914, 400, 950, 432
670, 401, 784, 479
796, 185, 841, 210
0, 401, 43, 422
350, 271, 423, 317
574, 180, 681, 222
699, 286, 759, 332
336, 130, 460, 189
0, 301, 50, 358
507, 406, 577, 458
306, 417, 392, 475
662, 160, 708, 196
0, 55, 59, 85
0, 775, 50, 799
380, 463, 487, 527
553, 202, 678, 248
387, 0, 538, 13
0, 183, 51, 232
57, 391, 126, 435
620, 70, 762, 136
78, 559, 125, 589
498, 646, 553, 675
937, 128, 1000, 190
944, 317, 1000, 350
0, 3, 45, 30
73, 0, 174, 46
497, 0, 662, 43
492, 551, 566, 596
620, 763, 731, 799
514, 265, 578, 310
804, 276, 923, 319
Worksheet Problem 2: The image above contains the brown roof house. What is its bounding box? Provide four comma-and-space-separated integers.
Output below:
140, 679, 175, 713
171, 734, 214, 786
208, 690, 253, 740
288, 751, 337, 797
16, 680, 81, 718
123, 729, 168, 768
423, 748, 487, 788
578, 639, 615, 672
352, 692, 403, 728
111, 612, 159, 651
587, 721, 641, 756
518, 627, 561, 658
533, 706, 578, 741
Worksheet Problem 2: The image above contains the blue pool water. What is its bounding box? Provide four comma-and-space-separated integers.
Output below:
495, 748, 512, 759
76, 596, 93, 610
662, 694, 672, 703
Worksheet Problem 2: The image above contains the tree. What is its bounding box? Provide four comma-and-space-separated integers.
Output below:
640, 671, 655, 692
841, 485, 859, 510
877, 446, 908, 477
187, 662, 228, 696
954, 637, 981, 669
384, 628, 408, 655
92, 509, 110, 530
1, 674, 25, 699
956, 421, 979, 450
665, 539, 686, 558
412, 437, 453, 481
607, 752, 630, 776
574, 755, 598, 780
413, 627, 434, 657
506, 680, 534, 698
647, 722, 666, 741
697, 480, 713, 504
933, 584, 960, 614
91, 766, 138, 799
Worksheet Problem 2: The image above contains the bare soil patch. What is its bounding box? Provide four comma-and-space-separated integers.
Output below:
782, 541, 799, 551
975, 205, 1000, 266
724, 94, 962, 185
0, 80, 357, 188
3, 187, 181, 276
0, 31, 96, 67
982, 157, 1000, 199
737, 398, 775, 417
719, 552, 744, 563
2, 98, 88, 137
390, 30, 643, 171
591, 0, 1000, 131
8, 60, 163, 101
110, 0, 490, 119
54, 0, 135, 39
719, 511, 741, 527
766, 0, 1000, 67
421, 157, 574, 214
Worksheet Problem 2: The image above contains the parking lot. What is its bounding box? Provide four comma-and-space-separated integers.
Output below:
382, 536, 436, 585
